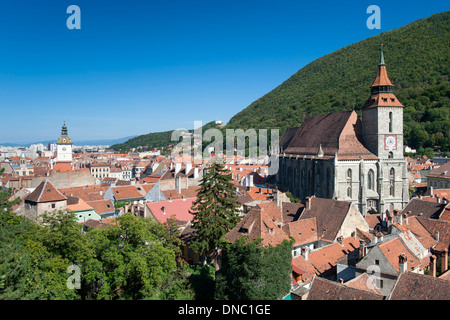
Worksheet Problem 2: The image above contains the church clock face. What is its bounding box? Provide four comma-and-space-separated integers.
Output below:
385, 135, 397, 150
62, 147, 67, 151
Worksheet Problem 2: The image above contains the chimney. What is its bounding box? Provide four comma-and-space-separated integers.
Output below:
249, 174, 254, 187
193, 167, 199, 179
359, 240, 366, 260
175, 162, 182, 175
372, 235, 378, 244
430, 255, 437, 277
435, 231, 440, 242
185, 162, 192, 175
402, 212, 408, 225
398, 254, 407, 274
441, 249, 448, 274
337, 236, 343, 246
305, 197, 311, 210
395, 210, 402, 225
377, 232, 384, 243
435, 194, 441, 203
301, 247, 308, 261
175, 176, 181, 194
382, 210, 387, 226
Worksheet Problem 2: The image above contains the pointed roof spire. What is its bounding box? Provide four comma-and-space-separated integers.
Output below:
371, 45, 393, 88
379, 43, 385, 66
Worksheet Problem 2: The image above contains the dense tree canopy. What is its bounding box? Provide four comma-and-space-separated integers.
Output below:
0, 194, 194, 300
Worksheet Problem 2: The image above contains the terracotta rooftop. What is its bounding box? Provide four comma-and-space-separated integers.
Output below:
86, 199, 115, 215
24, 180, 68, 203
282, 111, 377, 160
388, 271, 450, 300
416, 216, 450, 252
283, 217, 318, 247
401, 198, 446, 219
426, 161, 450, 179
299, 196, 352, 242
343, 273, 383, 296
110, 185, 146, 200
307, 276, 383, 300
146, 197, 196, 224
67, 197, 93, 212
377, 237, 424, 273
281, 202, 304, 224
224, 207, 290, 247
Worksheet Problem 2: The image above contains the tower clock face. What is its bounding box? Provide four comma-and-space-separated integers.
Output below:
62, 139, 66, 143
385, 135, 397, 150
62, 147, 67, 151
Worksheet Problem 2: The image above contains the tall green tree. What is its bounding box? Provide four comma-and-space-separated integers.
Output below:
190, 162, 241, 270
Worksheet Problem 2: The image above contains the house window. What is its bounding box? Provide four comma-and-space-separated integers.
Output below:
51, 203, 56, 209
375, 260, 379, 265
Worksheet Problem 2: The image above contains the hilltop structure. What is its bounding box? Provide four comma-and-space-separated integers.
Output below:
277, 48, 409, 214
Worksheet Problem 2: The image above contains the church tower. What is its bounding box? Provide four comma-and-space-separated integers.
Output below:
362, 45, 404, 159
56, 121, 73, 163
362, 47, 409, 212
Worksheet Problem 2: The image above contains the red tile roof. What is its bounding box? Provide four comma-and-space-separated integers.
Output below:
146, 198, 196, 224
224, 207, 290, 247
24, 180, 68, 203
283, 218, 318, 247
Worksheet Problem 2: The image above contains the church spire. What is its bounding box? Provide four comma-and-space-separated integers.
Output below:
362, 47, 403, 109
370, 45, 394, 92
379, 44, 385, 66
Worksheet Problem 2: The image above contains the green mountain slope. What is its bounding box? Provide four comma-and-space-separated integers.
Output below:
112, 11, 449, 153
227, 11, 450, 151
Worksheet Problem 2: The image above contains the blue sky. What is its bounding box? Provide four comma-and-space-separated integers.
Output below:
0, 0, 448, 144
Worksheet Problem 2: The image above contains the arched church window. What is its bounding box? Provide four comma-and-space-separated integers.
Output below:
368, 169, 375, 190
388, 152, 393, 159
389, 112, 393, 133
346, 169, 352, 199
389, 168, 395, 196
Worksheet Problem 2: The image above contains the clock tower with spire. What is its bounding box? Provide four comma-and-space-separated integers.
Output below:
362, 45, 404, 159
362, 46, 409, 212
56, 121, 73, 163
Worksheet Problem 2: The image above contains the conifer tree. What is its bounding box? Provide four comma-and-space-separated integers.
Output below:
190, 162, 241, 270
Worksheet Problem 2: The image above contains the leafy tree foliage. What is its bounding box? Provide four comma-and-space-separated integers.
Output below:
0, 201, 194, 300
215, 237, 293, 300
